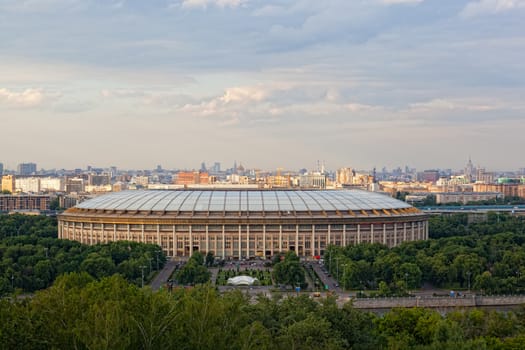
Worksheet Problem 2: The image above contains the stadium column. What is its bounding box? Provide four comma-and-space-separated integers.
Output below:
383, 223, 387, 245
279, 225, 282, 253
343, 224, 346, 247
157, 224, 160, 248
90, 223, 93, 245
417, 222, 421, 240
425, 221, 429, 239
394, 223, 397, 246
238, 225, 242, 259
295, 225, 299, 256
113, 223, 116, 242
189, 226, 193, 256
411, 222, 415, 241
311, 225, 315, 257
101, 223, 105, 243
222, 225, 225, 259
246, 225, 250, 259
327, 225, 331, 246
127, 224, 130, 241
172, 225, 176, 257
371, 224, 374, 243
263, 225, 267, 258
141, 224, 145, 244
403, 222, 407, 242
206, 225, 209, 256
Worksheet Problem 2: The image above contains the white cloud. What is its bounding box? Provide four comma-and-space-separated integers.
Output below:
0, 88, 59, 108
220, 86, 267, 104
408, 98, 498, 113
180, 0, 247, 9
461, 0, 525, 18
382, 0, 423, 4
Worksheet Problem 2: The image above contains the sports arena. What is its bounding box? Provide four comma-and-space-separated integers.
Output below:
58, 190, 429, 259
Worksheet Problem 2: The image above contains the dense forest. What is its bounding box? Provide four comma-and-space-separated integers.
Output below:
325, 213, 525, 295
1, 274, 525, 350
0, 214, 166, 295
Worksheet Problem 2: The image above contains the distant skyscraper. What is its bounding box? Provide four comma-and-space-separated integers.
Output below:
0, 163, 3, 175
464, 157, 475, 182
212, 162, 221, 173
17, 163, 37, 176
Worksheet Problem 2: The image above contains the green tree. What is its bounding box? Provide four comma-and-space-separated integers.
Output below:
175, 252, 210, 285
205, 251, 215, 267
272, 251, 305, 288
278, 314, 344, 350
80, 253, 117, 279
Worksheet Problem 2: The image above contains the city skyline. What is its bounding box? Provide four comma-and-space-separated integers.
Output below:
1, 0, 524, 170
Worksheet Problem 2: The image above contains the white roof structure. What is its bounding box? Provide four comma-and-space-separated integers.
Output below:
76, 189, 412, 213
227, 275, 259, 286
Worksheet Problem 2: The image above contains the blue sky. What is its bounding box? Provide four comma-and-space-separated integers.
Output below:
1, 0, 524, 171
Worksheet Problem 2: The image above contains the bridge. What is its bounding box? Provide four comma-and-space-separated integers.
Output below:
421, 204, 525, 214
342, 295, 525, 312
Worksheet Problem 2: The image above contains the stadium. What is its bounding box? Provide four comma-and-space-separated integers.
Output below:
58, 190, 429, 259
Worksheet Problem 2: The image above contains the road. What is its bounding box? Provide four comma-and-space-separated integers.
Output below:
310, 261, 344, 293
150, 259, 178, 291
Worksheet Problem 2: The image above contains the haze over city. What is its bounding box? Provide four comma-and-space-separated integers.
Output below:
1, 0, 524, 171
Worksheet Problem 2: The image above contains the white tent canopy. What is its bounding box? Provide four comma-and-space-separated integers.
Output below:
227, 275, 259, 286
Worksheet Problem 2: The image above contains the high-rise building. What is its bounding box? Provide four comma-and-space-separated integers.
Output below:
65, 178, 85, 193
0, 163, 3, 175
15, 177, 40, 193
17, 163, 37, 176
1, 175, 16, 193
212, 162, 221, 173
336, 167, 355, 185
40, 177, 64, 192
88, 174, 111, 186
175, 171, 209, 185
464, 157, 475, 182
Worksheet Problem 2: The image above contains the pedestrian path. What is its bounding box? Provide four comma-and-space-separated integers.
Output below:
150, 260, 178, 291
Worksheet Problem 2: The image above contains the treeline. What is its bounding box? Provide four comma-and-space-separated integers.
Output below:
326, 231, 525, 295
1, 273, 525, 350
409, 194, 525, 207
0, 214, 166, 295
429, 212, 525, 239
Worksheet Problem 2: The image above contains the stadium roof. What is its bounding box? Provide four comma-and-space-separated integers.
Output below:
75, 190, 412, 213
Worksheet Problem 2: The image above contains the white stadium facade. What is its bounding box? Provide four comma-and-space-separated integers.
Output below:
58, 189, 429, 259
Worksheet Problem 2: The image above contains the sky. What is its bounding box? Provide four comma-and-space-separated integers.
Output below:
0, 0, 524, 172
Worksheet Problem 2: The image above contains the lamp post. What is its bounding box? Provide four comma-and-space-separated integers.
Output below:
342, 264, 347, 291
44, 247, 49, 259
140, 265, 146, 288
335, 257, 341, 281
